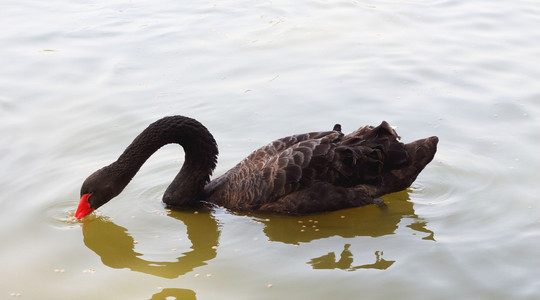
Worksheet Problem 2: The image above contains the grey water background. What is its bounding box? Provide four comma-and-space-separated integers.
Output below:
1, 0, 540, 299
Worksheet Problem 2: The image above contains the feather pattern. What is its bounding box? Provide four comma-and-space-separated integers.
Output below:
204, 121, 438, 213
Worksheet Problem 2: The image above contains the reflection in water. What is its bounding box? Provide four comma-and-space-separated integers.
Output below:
82, 190, 433, 285
351, 251, 395, 270
148, 288, 196, 300
309, 245, 395, 271
256, 190, 433, 244
408, 220, 435, 241
252, 190, 433, 270
82, 207, 219, 279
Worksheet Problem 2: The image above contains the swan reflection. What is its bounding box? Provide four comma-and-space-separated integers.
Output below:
309, 246, 395, 271
82, 207, 219, 279
81, 190, 434, 285
252, 190, 433, 270
148, 288, 196, 300
254, 191, 433, 244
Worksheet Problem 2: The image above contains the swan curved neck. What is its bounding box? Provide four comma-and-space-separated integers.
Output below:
113, 116, 218, 207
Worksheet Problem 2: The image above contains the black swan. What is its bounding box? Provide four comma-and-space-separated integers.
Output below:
75, 116, 438, 218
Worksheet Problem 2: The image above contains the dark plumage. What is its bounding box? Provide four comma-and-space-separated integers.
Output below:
76, 115, 438, 218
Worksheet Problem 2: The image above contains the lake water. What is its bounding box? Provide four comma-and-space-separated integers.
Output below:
1, 0, 540, 299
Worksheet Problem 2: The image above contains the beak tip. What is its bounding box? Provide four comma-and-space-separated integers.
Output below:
76, 193, 94, 219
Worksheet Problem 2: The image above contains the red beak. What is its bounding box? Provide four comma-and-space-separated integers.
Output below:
75, 193, 94, 219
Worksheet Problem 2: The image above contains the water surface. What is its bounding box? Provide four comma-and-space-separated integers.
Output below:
1, 0, 540, 299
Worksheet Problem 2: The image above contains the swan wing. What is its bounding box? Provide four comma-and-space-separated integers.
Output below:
262, 121, 410, 198
205, 121, 438, 213
258, 130, 344, 198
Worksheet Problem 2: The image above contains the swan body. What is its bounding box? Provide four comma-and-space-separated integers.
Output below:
76, 116, 438, 218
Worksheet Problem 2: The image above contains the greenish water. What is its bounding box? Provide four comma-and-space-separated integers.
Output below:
1, 0, 540, 299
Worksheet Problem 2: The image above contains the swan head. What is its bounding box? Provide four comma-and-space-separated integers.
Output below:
75, 166, 128, 219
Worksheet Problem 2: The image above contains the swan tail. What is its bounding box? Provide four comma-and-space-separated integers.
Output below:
332, 121, 438, 196
377, 135, 438, 195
